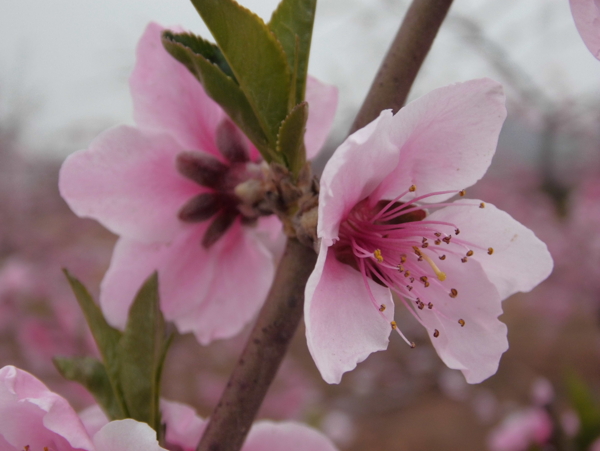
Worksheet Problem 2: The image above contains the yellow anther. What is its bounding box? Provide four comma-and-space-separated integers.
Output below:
420, 252, 447, 281
458, 319, 465, 327
409, 185, 417, 192
379, 304, 386, 312
459, 189, 466, 197
479, 202, 486, 209
391, 321, 397, 330
374, 249, 383, 262
487, 247, 494, 255
466, 250, 474, 257
400, 254, 407, 263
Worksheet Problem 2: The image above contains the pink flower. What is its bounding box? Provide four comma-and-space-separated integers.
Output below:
0, 365, 166, 450
305, 79, 553, 384
80, 399, 339, 451
570, 0, 600, 59
59, 23, 337, 343
487, 408, 553, 451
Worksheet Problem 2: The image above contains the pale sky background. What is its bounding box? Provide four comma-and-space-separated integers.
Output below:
1, 0, 599, 156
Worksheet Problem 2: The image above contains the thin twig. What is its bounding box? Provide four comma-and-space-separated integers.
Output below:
350, 0, 454, 133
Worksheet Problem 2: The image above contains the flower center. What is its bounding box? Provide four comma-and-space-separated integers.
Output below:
332, 186, 492, 346
175, 118, 272, 248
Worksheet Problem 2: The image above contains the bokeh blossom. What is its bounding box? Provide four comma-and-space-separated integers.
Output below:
487, 408, 553, 451
305, 79, 553, 384
0, 365, 166, 450
570, 0, 600, 59
59, 23, 338, 344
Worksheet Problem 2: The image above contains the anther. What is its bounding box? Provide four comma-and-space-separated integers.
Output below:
391, 321, 397, 330
401, 254, 407, 263
434, 232, 442, 237
461, 257, 468, 263
404, 271, 411, 278
442, 236, 451, 244
409, 185, 417, 192
417, 256, 423, 261
374, 249, 384, 263
379, 304, 386, 312
449, 288, 458, 298
422, 242, 429, 248
427, 302, 433, 309
435, 239, 442, 245
466, 250, 474, 257
433, 329, 440, 337
409, 277, 415, 283
420, 276, 428, 283
479, 202, 485, 208
422, 237, 428, 243
424, 281, 430, 287
459, 189, 466, 197
397, 265, 404, 272
417, 301, 425, 310
410, 342, 416, 348
407, 285, 413, 291
412, 246, 422, 255
439, 255, 446, 260
455, 228, 460, 235
487, 247, 494, 255
458, 319, 465, 327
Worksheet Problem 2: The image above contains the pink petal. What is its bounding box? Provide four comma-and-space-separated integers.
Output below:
0, 365, 94, 451
243, 421, 338, 451
372, 79, 507, 204
304, 76, 338, 159
305, 243, 394, 384
570, 0, 600, 60
100, 228, 215, 330
408, 255, 507, 383
59, 126, 201, 243
79, 405, 109, 438
160, 400, 206, 449
92, 419, 166, 451
428, 199, 553, 299
318, 110, 398, 245
174, 221, 276, 344
131, 23, 225, 156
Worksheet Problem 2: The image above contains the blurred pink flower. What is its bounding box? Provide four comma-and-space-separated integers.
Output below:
570, 0, 600, 59
0, 365, 165, 450
59, 23, 338, 344
81, 400, 339, 451
487, 408, 553, 451
305, 79, 553, 384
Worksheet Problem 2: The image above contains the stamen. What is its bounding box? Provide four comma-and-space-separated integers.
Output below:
374, 249, 384, 262
449, 288, 458, 298
422, 242, 429, 248
439, 255, 446, 260
442, 236, 452, 244
427, 302, 433, 309
479, 202, 485, 208
434, 232, 442, 237
487, 247, 494, 255
458, 319, 466, 327
455, 228, 460, 235
433, 329, 440, 337
397, 265, 404, 272
400, 254, 407, 263
404, 271, 411, 278
420, 252, 447, 281
379, 304, 386, 312
466, 250, 474, 257
434, 239, 442, 245
461, 257, 468, 263
459, 189, 466, 197
391, 321, 416, 348
391, 321, 397, 329
409, 185, 417, 192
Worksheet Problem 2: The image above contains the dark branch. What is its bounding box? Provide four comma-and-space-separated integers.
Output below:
349, 0, 454, 133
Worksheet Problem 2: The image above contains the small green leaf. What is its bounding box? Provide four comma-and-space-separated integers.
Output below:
269, 0, 317, 104
163, 32, 279, 163
567, 373, 600, 449
277, 101, 308, 177
53, 356, 123, 420
117, 272, 165, 431
189, 0, 292, 145
63, 270, 128, 416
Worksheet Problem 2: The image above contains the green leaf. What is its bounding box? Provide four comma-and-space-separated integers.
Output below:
269, 0, 317, 105
63, 270, 128, 416
277, 101, 308, 177
53, 356, 123, 420
567, 373, 600, 449
189, 0, 292, 145
163, 32, 279, 163
117, 272, 165, 431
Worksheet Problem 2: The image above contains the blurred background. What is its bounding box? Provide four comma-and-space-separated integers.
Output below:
1, 0, 600, 449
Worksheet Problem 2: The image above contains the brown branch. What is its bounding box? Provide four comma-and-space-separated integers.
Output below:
349, 0, 454, 134
196, 2, 454, 450
196, 238, 317, 451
